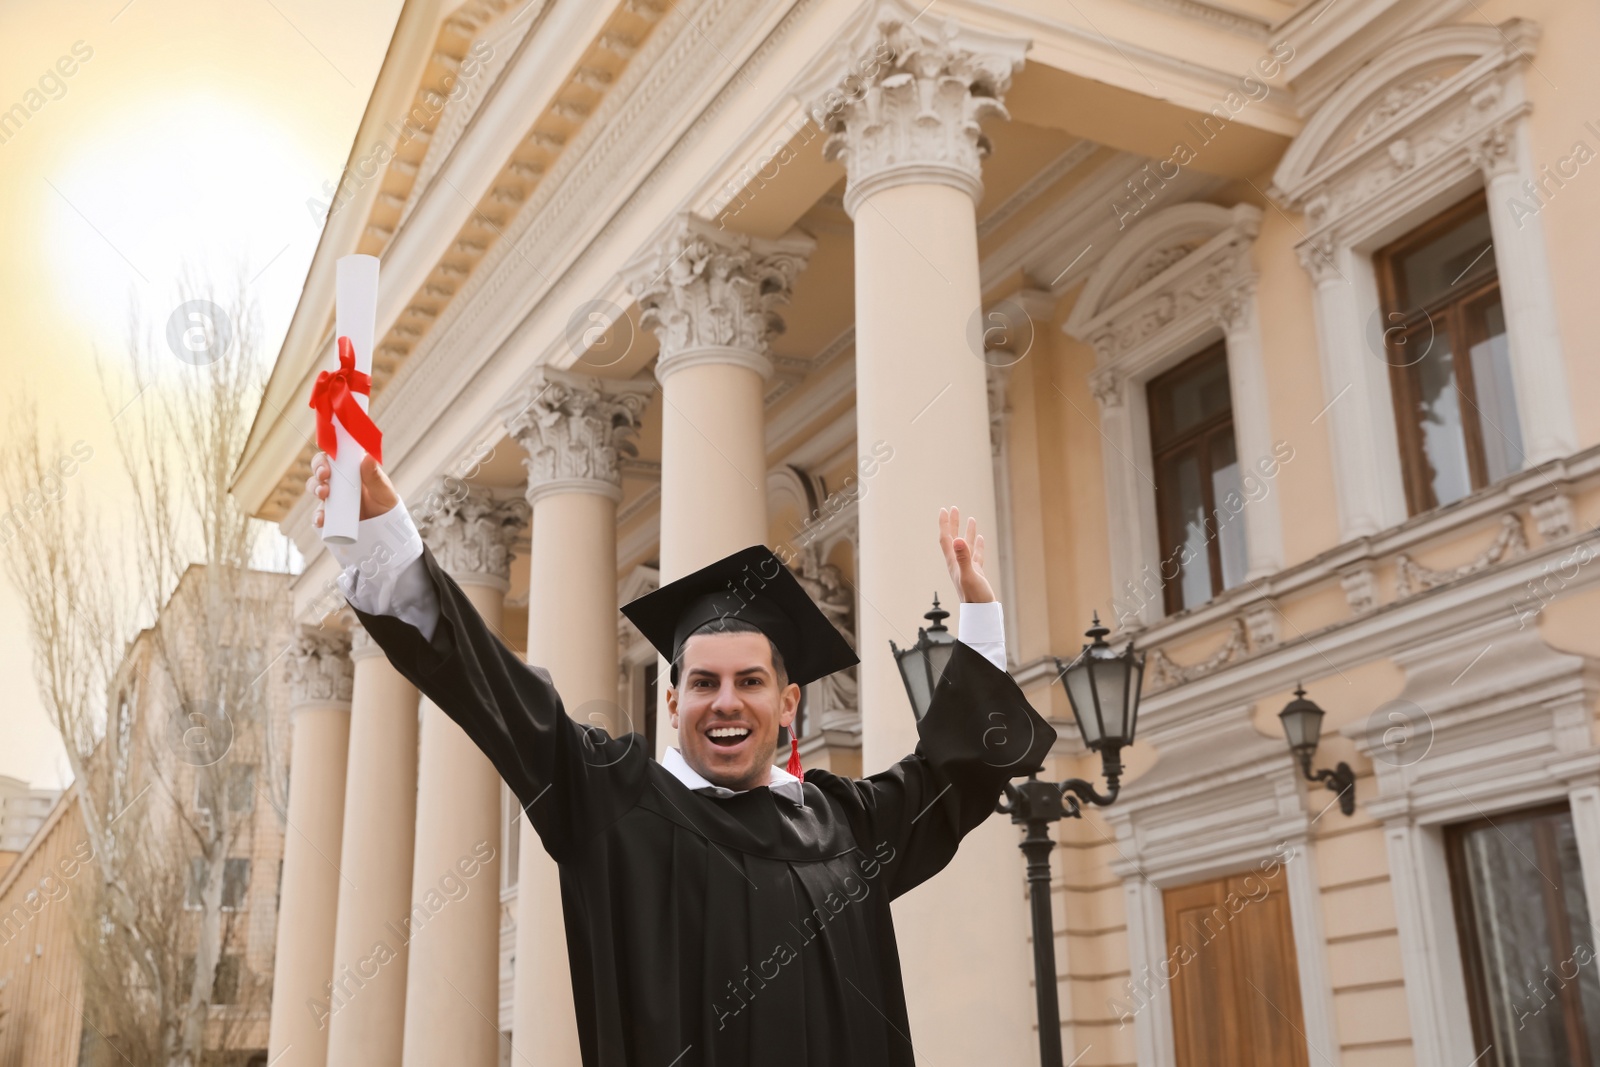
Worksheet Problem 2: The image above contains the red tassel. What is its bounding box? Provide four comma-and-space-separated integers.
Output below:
786, 732, 803, 778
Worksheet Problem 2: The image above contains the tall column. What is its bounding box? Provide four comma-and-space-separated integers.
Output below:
805, 8, 1037, 1064
621, 211, 813, 751
1214, 284, 1287, 580
1296, 236, 1408, 540
402, 489, 529, 1067
268, 628, 353, 1067
1472, 121, 1579, 466
503, 368, 650, 1063
324, 624, 421, 1066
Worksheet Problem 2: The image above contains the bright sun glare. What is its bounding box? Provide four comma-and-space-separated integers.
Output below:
45, 92, 326, 354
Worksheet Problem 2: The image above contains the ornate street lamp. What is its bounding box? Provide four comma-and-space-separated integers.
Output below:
889, 595, 957, 720
893, 606, 1143, 1067
1277, 683, 1355, 816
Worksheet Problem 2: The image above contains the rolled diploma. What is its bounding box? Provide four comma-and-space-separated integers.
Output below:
321, 254, 380, 545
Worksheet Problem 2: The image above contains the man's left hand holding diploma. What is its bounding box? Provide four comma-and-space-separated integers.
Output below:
308, 451, 442, 643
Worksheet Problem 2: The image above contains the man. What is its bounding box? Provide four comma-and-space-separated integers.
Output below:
308, 453, 1055, 1066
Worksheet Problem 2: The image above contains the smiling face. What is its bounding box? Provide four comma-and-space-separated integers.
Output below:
666, 630, 801, 792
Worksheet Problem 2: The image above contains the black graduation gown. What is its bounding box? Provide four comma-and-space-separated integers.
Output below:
352, 546, 1057, 1067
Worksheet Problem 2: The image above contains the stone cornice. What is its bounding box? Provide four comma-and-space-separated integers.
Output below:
247, 0, 673, 523
1124, 445, 1600, 734
361, 0, 802, 499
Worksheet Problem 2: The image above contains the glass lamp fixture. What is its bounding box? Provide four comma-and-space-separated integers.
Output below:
1278, 683, 1356, 816
1052, 612, 1145, 788
890, 595, 958, 721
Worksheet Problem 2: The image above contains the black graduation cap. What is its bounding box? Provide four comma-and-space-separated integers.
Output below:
620, 545, 859, 689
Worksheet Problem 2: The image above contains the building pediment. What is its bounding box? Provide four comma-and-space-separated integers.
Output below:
1063, 202, 1261, 366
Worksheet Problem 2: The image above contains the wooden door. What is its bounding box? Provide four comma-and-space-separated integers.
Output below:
1164, 865, 1310, 1067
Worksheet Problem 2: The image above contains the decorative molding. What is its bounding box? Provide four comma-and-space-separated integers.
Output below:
1531, 493, 1575, 542
1144, 617, 1248, 693
1268, 20, 1576, 541
619, 211, 814, 383
416, 486, 529, 585
502, 367, 651, 504
796, 0, 1029, 217
1105, 702, 1342, 1067
1122, 0, 1270, 40
1122, 443, 1600, 655
1394, 512, 1528, 598
1271, 22, 1541, 222
285, 627, 354, 706
1244, 603, 1278, 651
1343, 616, 1599, 1067
400, 7, 542, 231
1064, 202, 1260, 364
312, 0, 792, 507
1338, 564, 1379, 616
1064, 201, 1282, 623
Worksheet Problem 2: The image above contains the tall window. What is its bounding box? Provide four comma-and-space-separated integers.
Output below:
1376, 192, 1523, 515
1148, 343, 1248, 615
1446, 804, 1600, 1065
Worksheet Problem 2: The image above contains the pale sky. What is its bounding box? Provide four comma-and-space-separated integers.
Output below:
0, 0, 404, 789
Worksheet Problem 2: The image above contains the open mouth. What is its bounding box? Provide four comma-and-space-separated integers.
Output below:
706, 725, 753, 749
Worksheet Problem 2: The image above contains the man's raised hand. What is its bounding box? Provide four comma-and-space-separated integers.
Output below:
307, 452, 400, 529
938, 505, 995, 604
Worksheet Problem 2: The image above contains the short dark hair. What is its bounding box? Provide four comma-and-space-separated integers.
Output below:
672, 617, 788, 687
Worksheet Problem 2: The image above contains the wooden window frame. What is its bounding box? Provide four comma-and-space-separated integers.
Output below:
1147, 341, 1238, 616
1374, 191, 1508, 517
1444, 801, 1596, 1067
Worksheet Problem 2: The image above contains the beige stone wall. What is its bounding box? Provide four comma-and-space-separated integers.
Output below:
0, 791, 87, 1067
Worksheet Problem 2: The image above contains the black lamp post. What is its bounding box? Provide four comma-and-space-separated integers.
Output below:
1277, 683, 1356, 816
893, 605, 1143, 1067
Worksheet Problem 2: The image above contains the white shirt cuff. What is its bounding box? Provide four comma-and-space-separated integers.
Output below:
331, 502, 437, 640
956, 600, 1007, 671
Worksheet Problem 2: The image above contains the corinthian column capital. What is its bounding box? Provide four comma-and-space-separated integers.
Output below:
416, 486, 529, 588
619, 212, 815, 384
799, 2, 1028, 217
285, 626, 354, 707
502, 368, 653, 506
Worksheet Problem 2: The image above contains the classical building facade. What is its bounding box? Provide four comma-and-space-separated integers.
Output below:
236, 0, 1600, 1064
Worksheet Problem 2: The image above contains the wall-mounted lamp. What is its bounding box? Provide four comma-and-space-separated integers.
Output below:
1277, 683, 1356, 816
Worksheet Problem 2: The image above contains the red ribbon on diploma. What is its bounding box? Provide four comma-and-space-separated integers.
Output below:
309, 336, 383, 463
